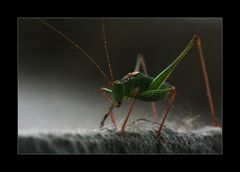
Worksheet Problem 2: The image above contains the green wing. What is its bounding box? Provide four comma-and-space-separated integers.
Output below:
147, 36, 195, 90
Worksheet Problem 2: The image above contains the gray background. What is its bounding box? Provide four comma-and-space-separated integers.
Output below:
18, 18, 222, 131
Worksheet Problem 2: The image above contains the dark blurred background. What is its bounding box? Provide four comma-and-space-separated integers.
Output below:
18, 18, 222, 131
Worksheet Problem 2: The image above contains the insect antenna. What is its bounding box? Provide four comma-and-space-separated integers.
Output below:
101, 19, 114, 81
38, 18, 110, 82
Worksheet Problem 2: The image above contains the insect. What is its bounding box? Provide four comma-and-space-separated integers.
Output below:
38, 19, 221, 136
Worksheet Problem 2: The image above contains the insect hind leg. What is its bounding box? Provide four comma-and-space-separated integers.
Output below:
134, 54, 158, 119
194, 35, 221, 127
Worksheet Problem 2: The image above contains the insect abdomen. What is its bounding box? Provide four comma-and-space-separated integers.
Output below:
137, 82, 171, 101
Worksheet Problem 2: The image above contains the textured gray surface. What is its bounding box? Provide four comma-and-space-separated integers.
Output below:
18, 122, 222, 154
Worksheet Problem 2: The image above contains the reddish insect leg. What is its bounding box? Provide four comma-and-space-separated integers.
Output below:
120, 88, 140, 134
99, 88, 117, 129
135, 54, 158, 119
157, 87, 177, 136
99, 88, 113, 103
120, 97, 137, 134
194, 35, 221, 127
151, 102, 158, 119
109, 112, 117, 129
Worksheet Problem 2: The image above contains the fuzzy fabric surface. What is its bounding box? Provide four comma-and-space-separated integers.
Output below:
18, 121, 222, 154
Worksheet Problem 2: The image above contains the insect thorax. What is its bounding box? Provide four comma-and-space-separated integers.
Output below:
121, 72, 154, 96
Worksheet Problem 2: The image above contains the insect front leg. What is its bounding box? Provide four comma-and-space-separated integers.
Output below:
134, 54, 158, 119
99, 88, 117, 129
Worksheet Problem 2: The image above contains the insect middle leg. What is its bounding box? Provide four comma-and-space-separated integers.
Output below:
139, 87, 176, 135
134, 54, 158, 119
120, 87, 140, 134
157, 87, 176, 136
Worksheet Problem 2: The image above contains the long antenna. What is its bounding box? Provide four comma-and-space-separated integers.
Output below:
101, 19, 114, 81
38, 18, 110, 82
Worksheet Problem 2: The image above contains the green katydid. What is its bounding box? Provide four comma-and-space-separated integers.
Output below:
39, 19, 221, 136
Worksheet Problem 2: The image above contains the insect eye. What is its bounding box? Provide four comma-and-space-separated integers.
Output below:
113, 81, 122, 86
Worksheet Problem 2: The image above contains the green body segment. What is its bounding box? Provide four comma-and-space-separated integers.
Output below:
103, 35, 196, 105
123, 73, 171, 101
107, 72, 171, 103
